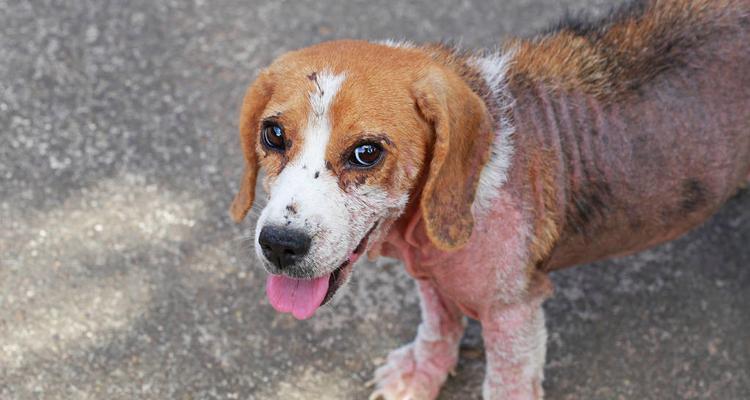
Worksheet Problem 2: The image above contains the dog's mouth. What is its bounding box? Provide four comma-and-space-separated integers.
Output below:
321, 222, 379, 306
265, 222, 378, 320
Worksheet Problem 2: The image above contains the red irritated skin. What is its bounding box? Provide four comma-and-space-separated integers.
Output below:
230, 1, 750, 399
372, 2, 750, 398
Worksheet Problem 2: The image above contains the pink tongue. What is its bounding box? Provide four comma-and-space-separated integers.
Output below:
266, 274, 330, 320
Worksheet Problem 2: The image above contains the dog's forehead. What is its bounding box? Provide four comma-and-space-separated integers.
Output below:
263, 40, 433, 148
266, 40, 429, 111
272, 40, 428, 77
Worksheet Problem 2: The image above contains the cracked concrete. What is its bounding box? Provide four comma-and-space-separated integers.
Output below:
1, 0, 748, 399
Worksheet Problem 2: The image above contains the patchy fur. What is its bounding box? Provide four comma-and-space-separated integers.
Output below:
369, 280, 466, 400
509, 0, 746, 100
469, 51, 517, 214
230, 1, 750, 398
374, 39, 416, 49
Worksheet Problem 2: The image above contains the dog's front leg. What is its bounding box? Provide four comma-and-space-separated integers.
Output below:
370, 278, 466, 400
481, 288, 549, 400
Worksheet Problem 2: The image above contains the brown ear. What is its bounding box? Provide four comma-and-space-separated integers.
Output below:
229, 71, 273, 223
412, 66, 494, 250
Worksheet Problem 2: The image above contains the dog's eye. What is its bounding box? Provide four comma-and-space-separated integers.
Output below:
261, 123, 285, 151
349, 143, 383, 168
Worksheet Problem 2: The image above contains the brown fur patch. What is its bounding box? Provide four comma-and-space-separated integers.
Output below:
255, 81, 314, 179
526, 148, 562, 269
229, 71, 273, 222
412, 65, 495, 250
508, 0, 742, 99
420, 43, 489, 98
419, 43, 509, 130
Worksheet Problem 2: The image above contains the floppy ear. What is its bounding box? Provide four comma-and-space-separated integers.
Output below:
229, 71, 273, 223
412, 66, 494, 250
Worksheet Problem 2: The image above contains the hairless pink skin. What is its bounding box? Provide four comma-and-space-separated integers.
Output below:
376, 188, 551, 399
518, 37, 750, 270
370, 279, 466, 399
371, 13, 750, 400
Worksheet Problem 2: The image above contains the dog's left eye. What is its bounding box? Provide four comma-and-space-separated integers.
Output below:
349, 143, 383, 167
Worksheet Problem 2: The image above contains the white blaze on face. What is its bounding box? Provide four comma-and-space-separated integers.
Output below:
255, 70, 402, 277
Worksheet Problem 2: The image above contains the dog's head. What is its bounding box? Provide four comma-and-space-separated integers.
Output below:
230, 40, 495, 319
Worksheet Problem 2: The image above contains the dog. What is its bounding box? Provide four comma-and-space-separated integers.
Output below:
229, 0, 750, 398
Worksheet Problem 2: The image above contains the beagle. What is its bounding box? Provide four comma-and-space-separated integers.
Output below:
229, 0, 750, 398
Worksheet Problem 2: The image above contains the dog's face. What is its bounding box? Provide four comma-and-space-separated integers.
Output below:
230, 40, 495, 319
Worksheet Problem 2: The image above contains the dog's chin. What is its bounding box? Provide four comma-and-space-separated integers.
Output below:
320, 222, 379, 306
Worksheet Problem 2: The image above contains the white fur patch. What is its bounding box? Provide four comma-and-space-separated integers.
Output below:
374, 39, 415, 49
299, 70, 346, 172
308, 71, 346, 119
482, 304, 547, 399
256, 71, 348, 275
469, 50, 517, 215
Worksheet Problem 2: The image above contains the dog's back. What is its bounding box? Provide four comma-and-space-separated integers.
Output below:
503, 0, 750, 268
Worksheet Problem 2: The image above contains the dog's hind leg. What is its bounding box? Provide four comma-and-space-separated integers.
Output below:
369, 279, 465, 400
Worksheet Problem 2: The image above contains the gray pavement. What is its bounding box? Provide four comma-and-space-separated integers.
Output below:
1, 0, 748, 399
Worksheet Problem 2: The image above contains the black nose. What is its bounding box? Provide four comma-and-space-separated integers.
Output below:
258, 226, 312, 269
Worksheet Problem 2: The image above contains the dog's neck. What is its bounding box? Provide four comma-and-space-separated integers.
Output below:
371, 44, 522, 272
418, 43, 518, 216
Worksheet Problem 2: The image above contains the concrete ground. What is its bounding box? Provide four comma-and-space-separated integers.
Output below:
1, 0, 748, 399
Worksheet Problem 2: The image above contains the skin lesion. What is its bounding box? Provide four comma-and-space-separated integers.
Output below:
285, 203, 298, 215
307, 71, 325, 96
328, 133, 397, 192
680, 178, 709, 214
335, 165, 379, 192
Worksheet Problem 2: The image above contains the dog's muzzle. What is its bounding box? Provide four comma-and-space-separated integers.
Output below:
258, 225, 312, 272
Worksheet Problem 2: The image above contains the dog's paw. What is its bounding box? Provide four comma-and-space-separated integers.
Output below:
368, 343, 454, 400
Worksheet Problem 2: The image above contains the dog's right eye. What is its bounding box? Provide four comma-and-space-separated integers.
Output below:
261, 123, 285, 151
